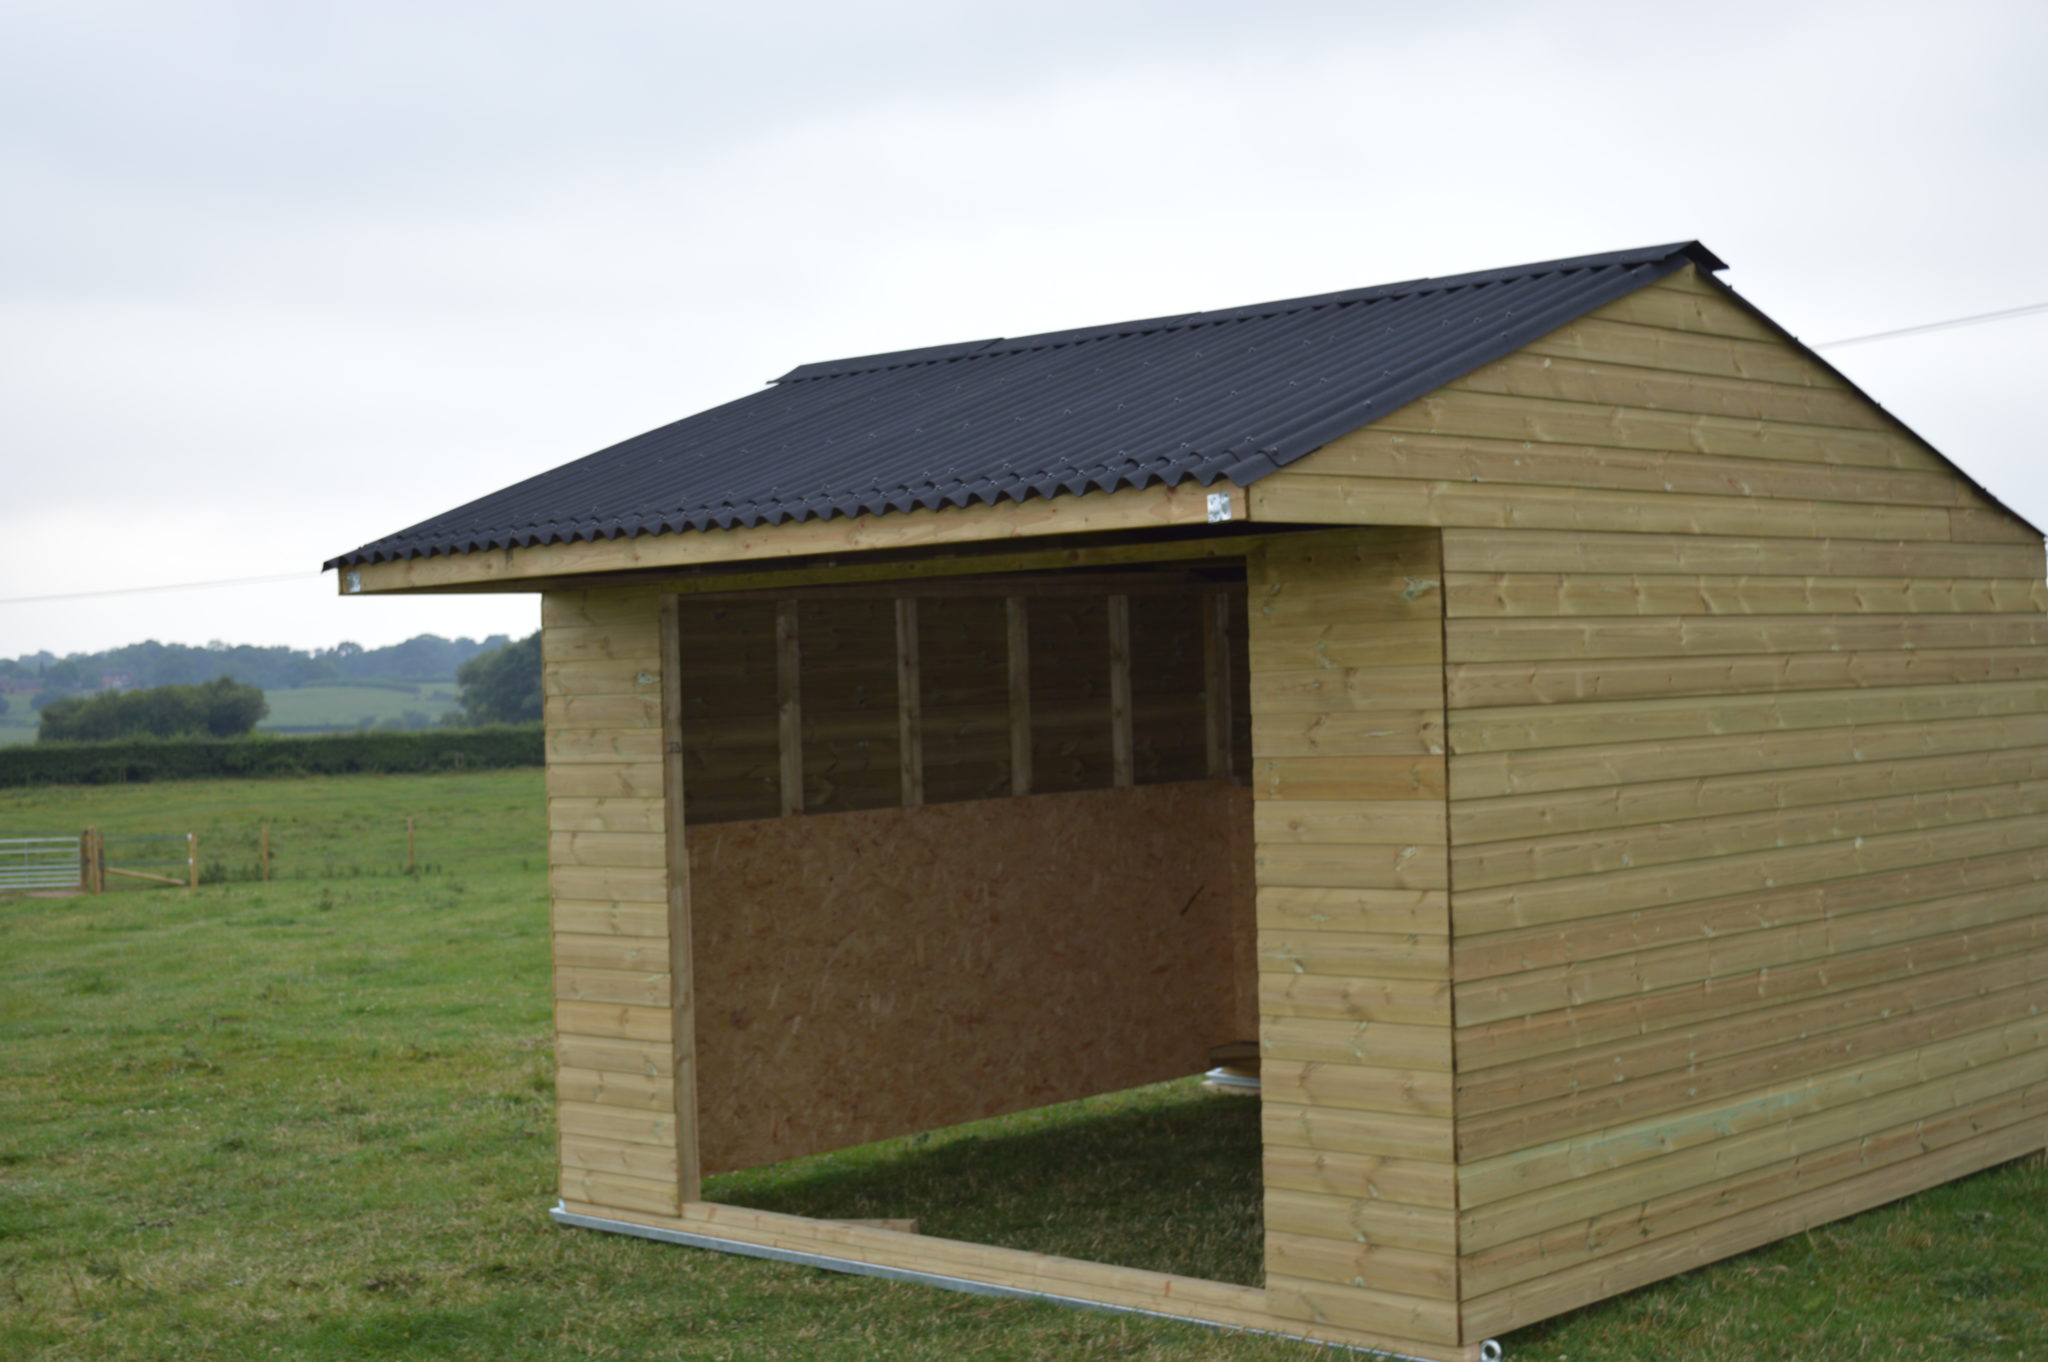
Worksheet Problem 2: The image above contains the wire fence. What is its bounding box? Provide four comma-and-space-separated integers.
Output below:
2, 816, 446, 894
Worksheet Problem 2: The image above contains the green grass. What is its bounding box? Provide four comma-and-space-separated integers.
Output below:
2, 770, 2044, 1360
256, 684, 461, 733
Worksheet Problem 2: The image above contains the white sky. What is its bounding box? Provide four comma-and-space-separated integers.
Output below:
3, 0, 2044, 659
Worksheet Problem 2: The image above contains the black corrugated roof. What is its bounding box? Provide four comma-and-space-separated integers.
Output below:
328, 242, 1728, 568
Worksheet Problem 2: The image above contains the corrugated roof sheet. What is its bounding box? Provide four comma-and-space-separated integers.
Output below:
328, 242, 1727, 568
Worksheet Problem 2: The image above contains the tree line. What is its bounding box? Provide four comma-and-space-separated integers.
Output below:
2, 633, 514, 708
27, 632, 543, 743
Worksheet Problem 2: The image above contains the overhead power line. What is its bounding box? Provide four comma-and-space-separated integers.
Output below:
0, 572, 310, 607
1814, 299, 2048, 350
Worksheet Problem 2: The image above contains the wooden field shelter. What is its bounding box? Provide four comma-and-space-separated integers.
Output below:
329, 243, 2048, 1361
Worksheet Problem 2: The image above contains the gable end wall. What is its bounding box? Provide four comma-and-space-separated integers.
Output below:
1265, 265, 2048, 1342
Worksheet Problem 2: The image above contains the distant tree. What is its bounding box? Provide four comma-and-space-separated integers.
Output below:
455, 632, 542, 725
0, 693, 9, 717
38, 677, 269, 743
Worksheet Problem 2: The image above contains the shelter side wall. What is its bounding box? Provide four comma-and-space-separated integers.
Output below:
1248, 528, 1463, 1349
543, 588, 696, 1219
1443, 519, 2048, 1337
687, 781, 1253, 1173
1251, 265, 2048, 1339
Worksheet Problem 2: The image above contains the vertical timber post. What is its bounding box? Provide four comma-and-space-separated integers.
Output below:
1006, 596, 1032, 797
187, 832, 198, 890
897, 598, 924, 807
1107, 594, 1134, 787
659, 595, 702, 1204
1202, 590, 1233, 781
775, 599, 803, 818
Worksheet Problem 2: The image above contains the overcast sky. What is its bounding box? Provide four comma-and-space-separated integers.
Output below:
3, 0, 2044, 659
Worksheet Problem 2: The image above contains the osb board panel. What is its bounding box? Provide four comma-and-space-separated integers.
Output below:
688, 780, 1255, 1173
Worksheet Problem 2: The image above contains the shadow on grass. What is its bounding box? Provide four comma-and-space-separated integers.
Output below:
704, 1078, 1265, 1287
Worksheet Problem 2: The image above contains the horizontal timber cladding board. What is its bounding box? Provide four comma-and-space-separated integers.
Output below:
1264, 1272, 1461, 1345
1257, 887, 1450, 936
1458, 1036, 2048, 1245
1258, 929, 1452, 981
1457, 875, 2048, 1023
1446, 646, 2048, 707
1458, 1089, 2048, 1337
1247, 474, 1953, 542
1456, 976, 2048, 1160
1261, 1145, 1459, 1209
555, 1036, 674, 1077
1288, 430, 1973, 508
1251, 665, 1445, 713
1254, 798, 1453, 845
1442, 351, 1893, 431
1256, 841, 1449, 891
1264, 1230, 1459, 1301
1454, 841, 2048, 982
1453, 744, 2048, 844
549, 796, 665, 833
687, 782, 1254, 1173
557, 1067, 675, 1110
1261, 972, 1451, 1026
1451, 810, 2048, 935
1455, 948, 2048, 1129
1260, 1014, 1455, 1069
1261, 1059, 1453, 1119
1262, 1101, 1455, 1162
1453, 711, 2048, 801
1456, 915, 2048, 1075
1517, 313, 1843, 387
1253, 755, 1447, 802
1446, 612, 2048, 663
1450, 680, 2048, 757
560, 1169, 685, 1218
1579, 282, 1800, 349
1450, 778, 2048, 891
1442, 572, 2048, 618
1440, 529, 2044, 579
551, 900, 669, 937
1368, 388, 1937, 471
1261, 1190, 1461, 1257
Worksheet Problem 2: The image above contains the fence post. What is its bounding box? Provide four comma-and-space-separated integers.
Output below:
406, 816, 415, 873
260, 823, 270, 882
81, 827, 96, 894
187, 832, 198, 890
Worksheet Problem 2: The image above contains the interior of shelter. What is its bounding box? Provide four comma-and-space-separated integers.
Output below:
661, 554, 1267, 1227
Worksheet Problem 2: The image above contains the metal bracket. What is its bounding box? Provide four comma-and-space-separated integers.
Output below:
1206, 491, 1234, 524
345, 570, 362, 594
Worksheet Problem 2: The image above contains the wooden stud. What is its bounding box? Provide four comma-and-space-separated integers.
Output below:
775, 599, 803, 817
897, 598, 923, 807
1202, 590, 1233, 781
1006, 596, 1032, 797
1108, 594, 1134, 787
658, 595, 702, 1204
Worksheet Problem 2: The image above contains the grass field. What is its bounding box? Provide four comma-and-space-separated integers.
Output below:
255, 684, 461, 733
2, 770, 2044, 1360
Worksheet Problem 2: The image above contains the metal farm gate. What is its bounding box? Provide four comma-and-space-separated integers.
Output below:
0, 836, 82, 892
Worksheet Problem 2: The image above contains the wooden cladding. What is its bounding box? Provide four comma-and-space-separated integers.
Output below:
674, 581, 1250, 825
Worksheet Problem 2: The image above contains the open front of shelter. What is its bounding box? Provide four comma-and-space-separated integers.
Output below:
329, 243, 2048, 1361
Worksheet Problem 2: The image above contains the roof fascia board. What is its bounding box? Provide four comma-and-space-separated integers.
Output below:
340, 478, 1249, 595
